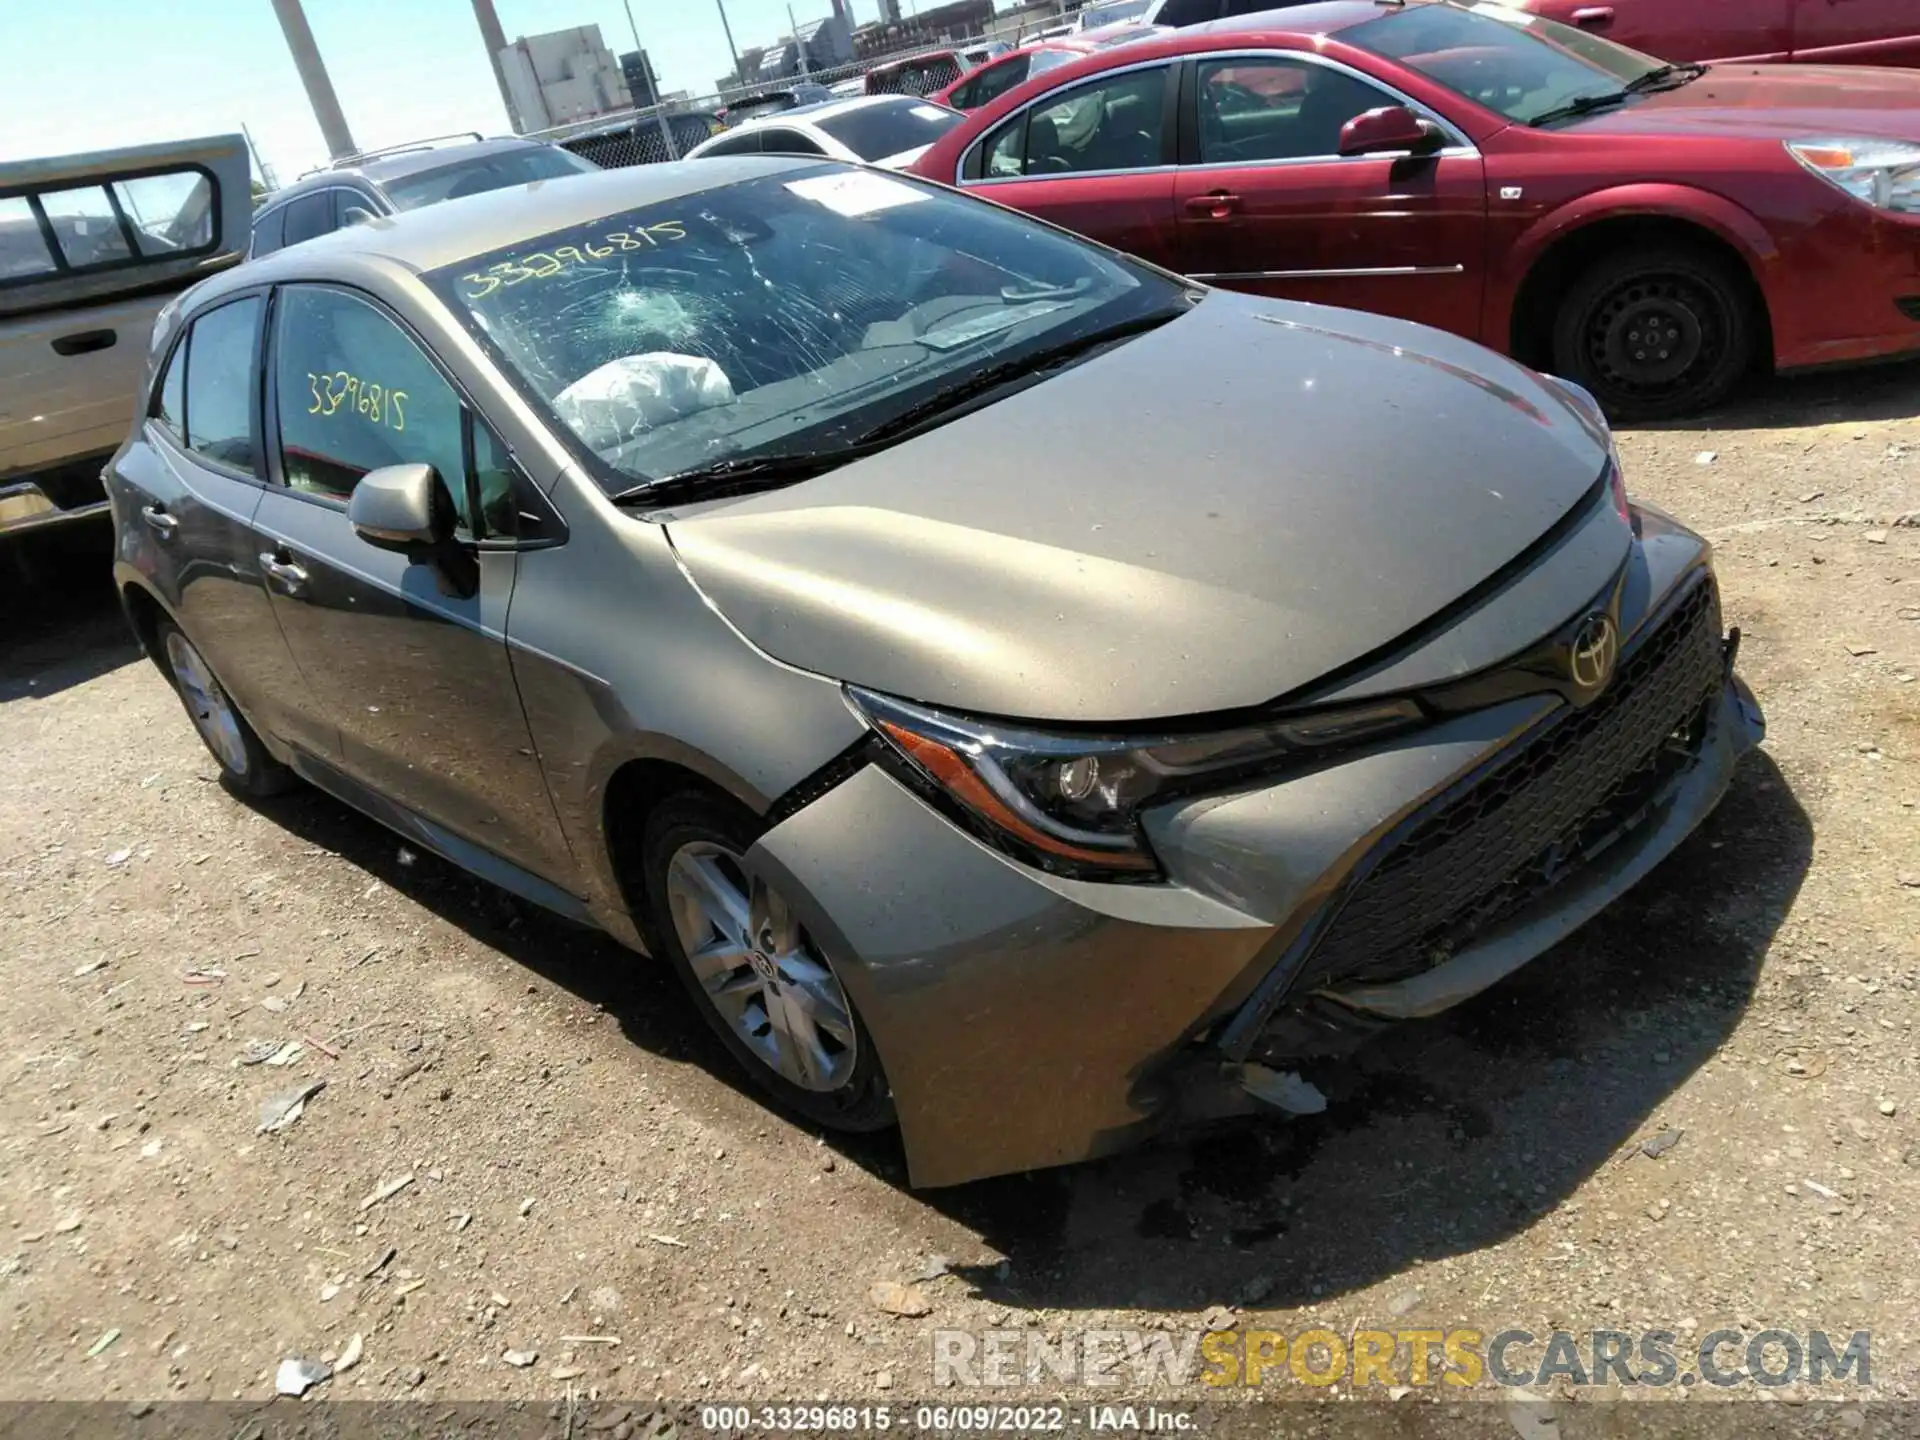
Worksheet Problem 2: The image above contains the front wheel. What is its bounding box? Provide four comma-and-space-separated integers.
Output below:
157, 621, 292, 798
639, 793, 895, 1133
1551, 246, 1758, 421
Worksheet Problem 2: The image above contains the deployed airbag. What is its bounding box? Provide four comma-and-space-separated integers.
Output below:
553, 353, 735, 451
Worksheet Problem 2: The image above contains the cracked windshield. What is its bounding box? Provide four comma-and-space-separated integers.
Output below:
430, 167, 1179, 490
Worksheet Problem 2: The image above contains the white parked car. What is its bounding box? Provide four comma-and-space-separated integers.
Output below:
683, 95, 964, 172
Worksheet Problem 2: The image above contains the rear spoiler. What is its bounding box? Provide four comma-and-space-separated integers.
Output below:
0, 133, 251, 321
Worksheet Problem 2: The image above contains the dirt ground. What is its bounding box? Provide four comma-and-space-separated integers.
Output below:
0, 364, 1915, 1424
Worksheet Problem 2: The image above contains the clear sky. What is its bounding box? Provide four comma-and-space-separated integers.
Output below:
0, 0, 900, 183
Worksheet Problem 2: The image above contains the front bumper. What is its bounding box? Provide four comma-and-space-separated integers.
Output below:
752, 549, 1764, 1188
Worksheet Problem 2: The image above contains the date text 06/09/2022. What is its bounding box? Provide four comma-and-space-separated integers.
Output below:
698, 1404, 1197, 1433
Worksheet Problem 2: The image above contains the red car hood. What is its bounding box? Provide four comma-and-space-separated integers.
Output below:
1564, 64, 1920, 141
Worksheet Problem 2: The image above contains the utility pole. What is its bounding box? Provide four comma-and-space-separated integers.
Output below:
787, 3, 810, 76
714, 0, 743, 84
268, 0, 357, 163
469, 0, 525, 133
622, 0, 680, 159
241, 123, 278, 194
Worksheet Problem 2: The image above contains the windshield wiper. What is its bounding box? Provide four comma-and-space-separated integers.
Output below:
1525, 61, 1707, 128
853, 308, 1185, 446
611, 448, 888, 508
1523, 89, 1631, 127
1624, 61, 1707, 94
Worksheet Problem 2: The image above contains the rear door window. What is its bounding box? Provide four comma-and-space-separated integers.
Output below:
757, 129, 827, 157
280, 191, 337, 247
252, 204, 289, 256
699, 130, 764, 157
184, 296, 264, 473
984, 65, 1170, 176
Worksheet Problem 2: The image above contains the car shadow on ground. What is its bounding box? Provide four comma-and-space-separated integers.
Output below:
903, 750, 1811, 1313
0, 523, 138, 702
1635, 359, 1920, 434
235, 780, 746, 1079
235, 738, 1806, 1316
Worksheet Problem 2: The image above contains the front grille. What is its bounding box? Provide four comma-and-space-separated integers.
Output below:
1289, 575, 1725, 996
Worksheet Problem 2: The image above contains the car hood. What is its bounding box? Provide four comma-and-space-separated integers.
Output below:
665, 291, 1611, 723
1568, 65, 1920, 141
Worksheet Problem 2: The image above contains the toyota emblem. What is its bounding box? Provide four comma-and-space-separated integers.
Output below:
1568, 613, 1619, 699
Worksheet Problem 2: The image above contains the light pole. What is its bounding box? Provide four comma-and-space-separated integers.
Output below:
713, 0, 743, 84
621, 0, 680, 159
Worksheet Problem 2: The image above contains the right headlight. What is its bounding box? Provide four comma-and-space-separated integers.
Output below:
848, 687, 1424, 880
1786, 137, 1920, 213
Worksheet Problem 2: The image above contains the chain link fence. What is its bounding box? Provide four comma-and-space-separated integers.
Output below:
526, 5, 1077, 171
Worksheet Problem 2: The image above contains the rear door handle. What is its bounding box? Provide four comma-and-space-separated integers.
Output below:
1184, 190, 1241, 219
260, 549, 310, 596
52, 328, 117, 357
1571, 6, 1614, 25
140, 503, 179, 539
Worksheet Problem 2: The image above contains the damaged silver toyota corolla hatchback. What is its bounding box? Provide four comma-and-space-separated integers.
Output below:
108, 158, 1762, 1186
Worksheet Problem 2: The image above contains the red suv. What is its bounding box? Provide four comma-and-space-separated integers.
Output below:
912, 0, 1920, 416
1514, 0, 1919, 69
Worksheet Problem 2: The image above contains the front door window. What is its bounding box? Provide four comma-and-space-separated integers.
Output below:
1196, 58, 1397, 164
271, 285, 470, 526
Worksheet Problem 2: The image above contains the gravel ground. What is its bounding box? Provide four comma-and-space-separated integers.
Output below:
0, 366, 1914, 1424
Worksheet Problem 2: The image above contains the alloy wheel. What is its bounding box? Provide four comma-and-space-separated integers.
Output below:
164, 631, 249, 776
665, 841, 858, 1093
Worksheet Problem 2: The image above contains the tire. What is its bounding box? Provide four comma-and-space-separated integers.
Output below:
1550, 246, 1758, 422
156, 621, 293, 798
638, 791, 896, 1132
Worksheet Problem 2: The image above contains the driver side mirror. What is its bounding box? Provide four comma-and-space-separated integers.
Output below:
1338, 105, 1445, 158
348, 463, 477, 598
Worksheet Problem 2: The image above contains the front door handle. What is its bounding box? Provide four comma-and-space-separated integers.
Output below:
140, 503, 179, 540
1571, 5, 1614, 25
260, 550, 310, 596
52, 328, 117, 357
1184, 190, 1241, 219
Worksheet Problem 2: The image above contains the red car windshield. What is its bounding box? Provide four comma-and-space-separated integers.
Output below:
1343, 1, 1667, 126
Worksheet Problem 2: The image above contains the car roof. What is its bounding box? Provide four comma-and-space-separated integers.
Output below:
872, 49, 962, 69
212, 156, 825, 292
724, 94, 940, 130
262, 136, 562, 206
1195, 0, 1415, 40
978, 1, 1405, 94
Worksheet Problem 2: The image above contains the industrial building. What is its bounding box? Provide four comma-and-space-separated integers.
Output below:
497, 24, 634, 131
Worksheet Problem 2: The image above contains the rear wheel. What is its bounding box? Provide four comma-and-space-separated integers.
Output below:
639, 792, 895, 1132
157, 621, 292, 798
1551, 246, 1757, 421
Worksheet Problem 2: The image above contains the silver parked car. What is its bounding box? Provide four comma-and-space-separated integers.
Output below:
249, 135, 598, 258
108, 158, 1762, 1186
